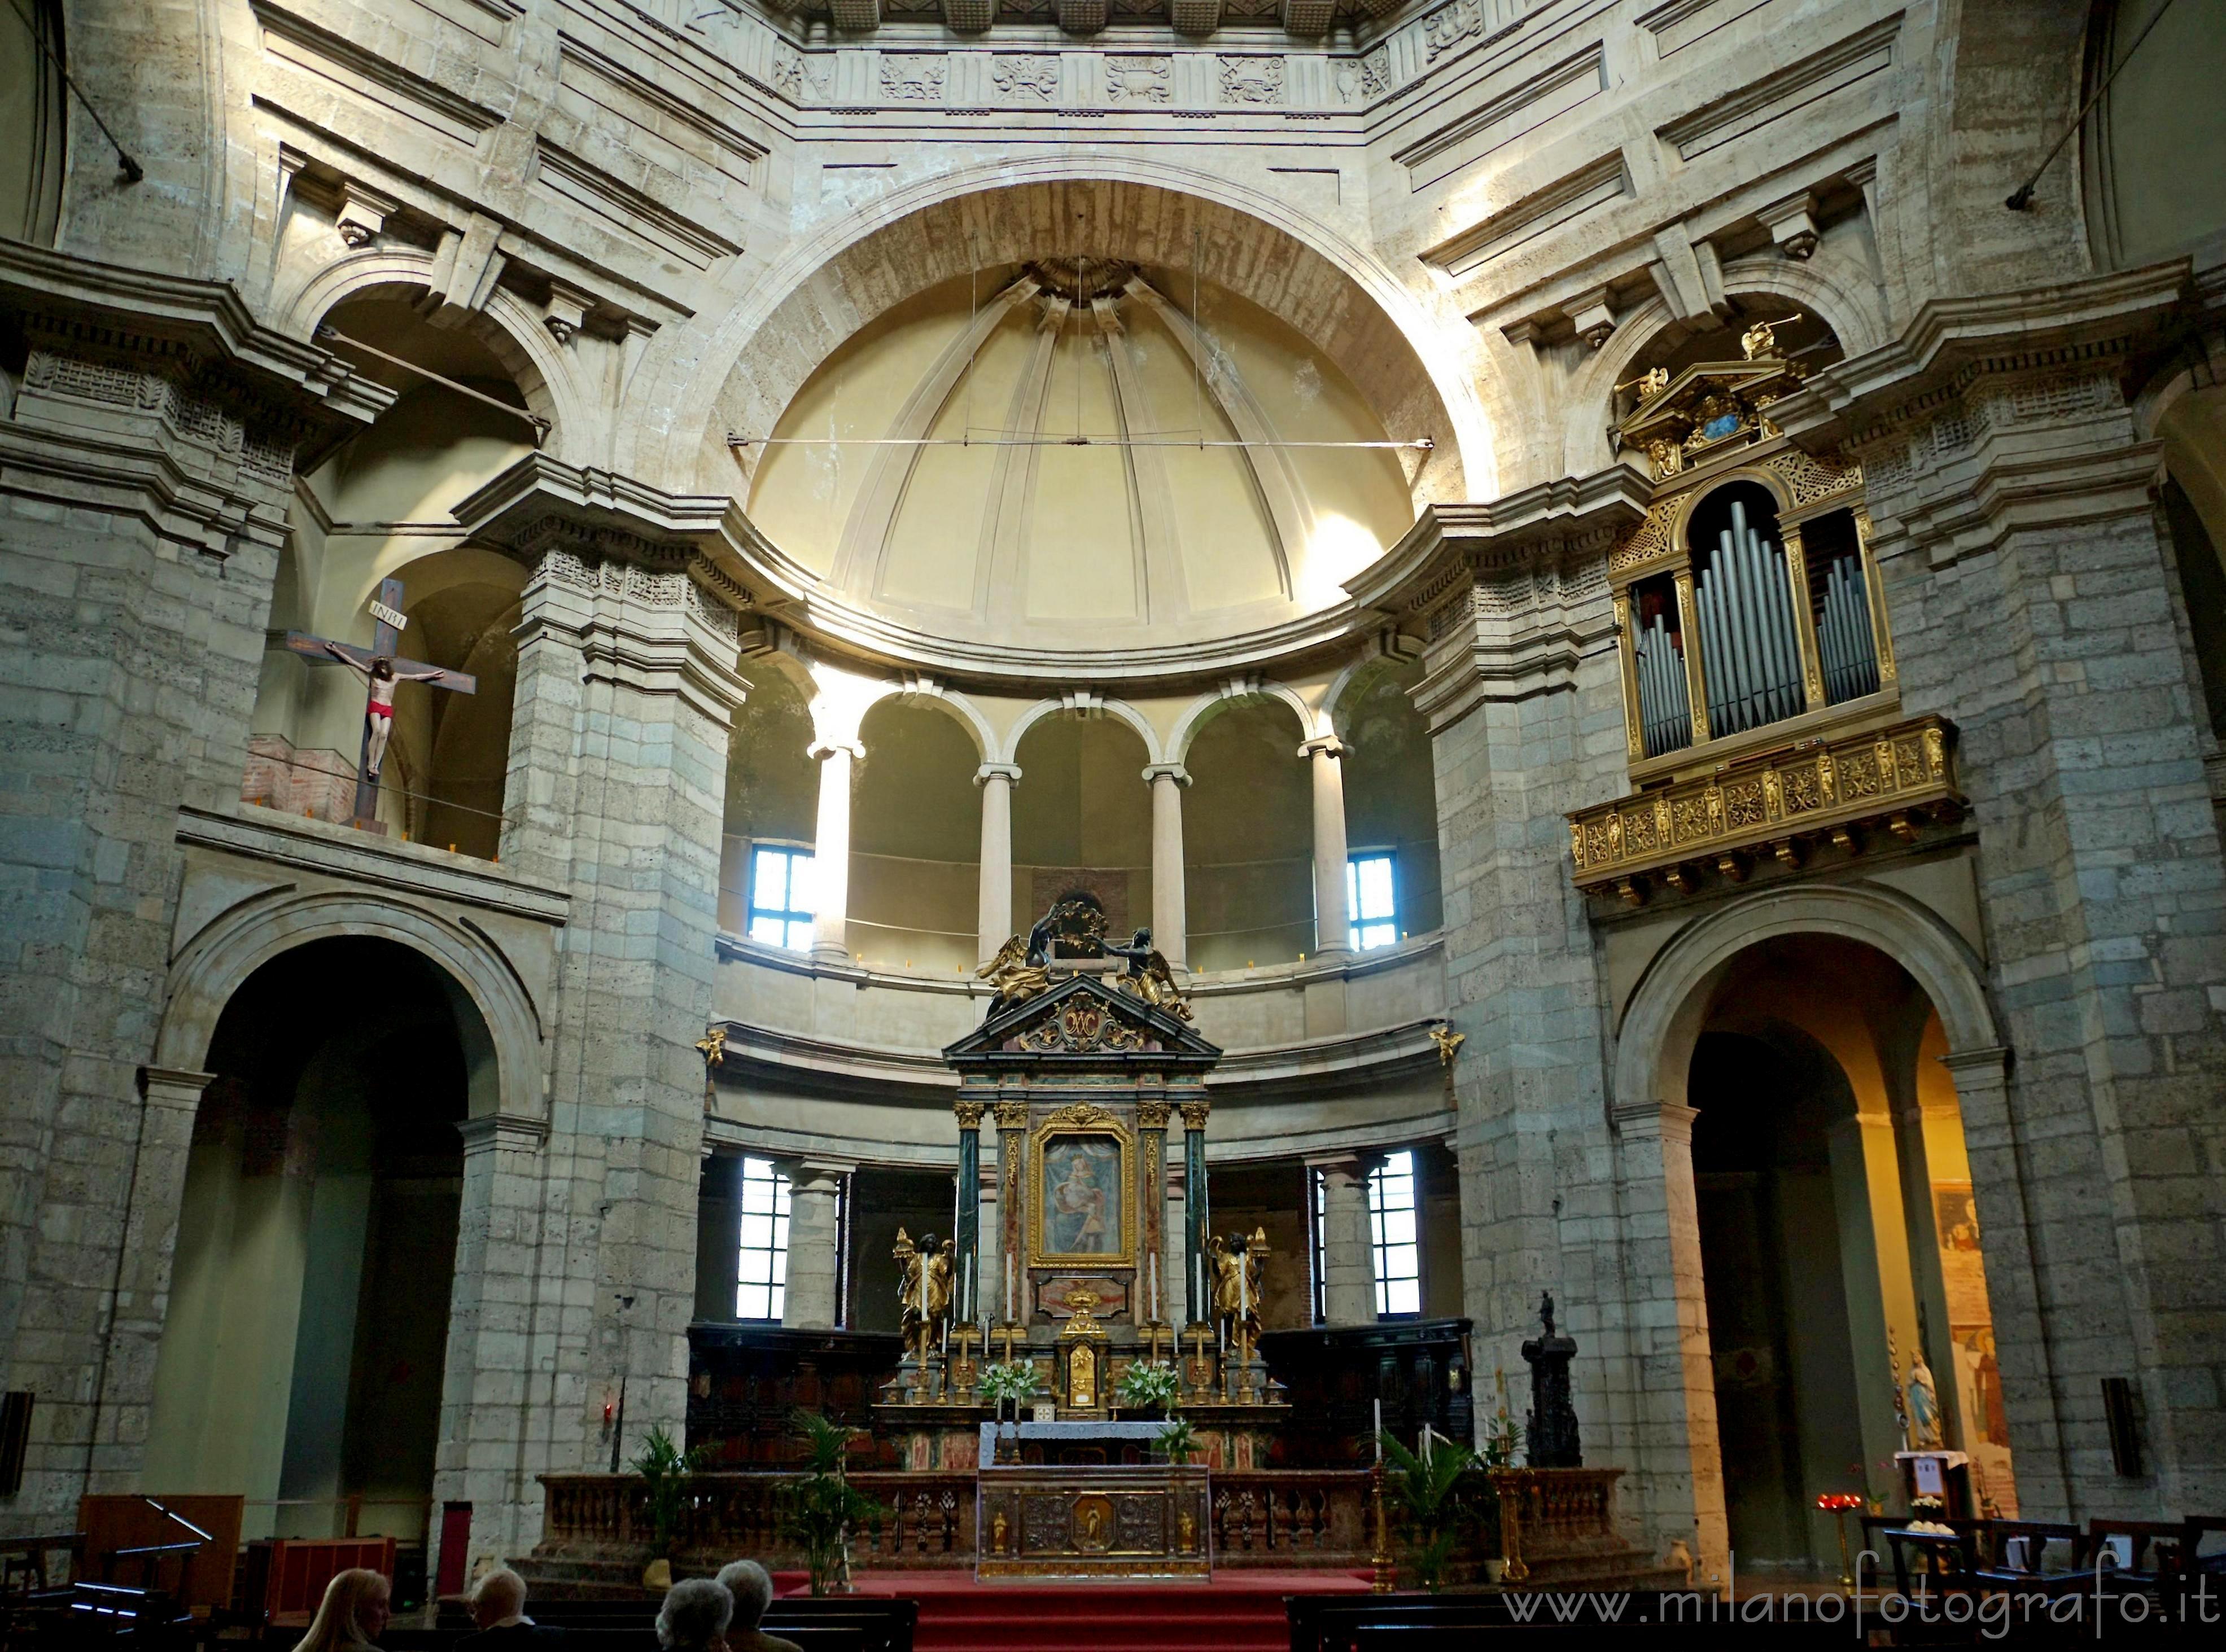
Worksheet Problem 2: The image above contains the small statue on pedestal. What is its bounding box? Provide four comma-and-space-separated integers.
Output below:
1906, 1351, 1945, 1451
896, 1229, 954, 1357
1209, 1230, 1265, 1348
1521, 1290, 1582, 1468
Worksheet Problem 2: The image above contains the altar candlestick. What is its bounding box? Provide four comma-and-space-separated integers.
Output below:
963, 1256, 975, 1324
1006, 1270, 1015, 1325
1149, 1255, 1160, 1323
1374, 1399, 1383, 1462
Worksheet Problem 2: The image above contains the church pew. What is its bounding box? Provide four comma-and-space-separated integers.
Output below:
374, 1628, 867, 1652
1286, 1592, 1869, 1650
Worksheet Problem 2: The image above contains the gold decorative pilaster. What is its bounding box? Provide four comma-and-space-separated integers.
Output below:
1782, 527, 1825, 709
1673, 569, 1711, 742
1613, 590, 1644, 760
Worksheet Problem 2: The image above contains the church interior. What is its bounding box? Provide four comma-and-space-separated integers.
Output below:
4, 0, 2226, 1644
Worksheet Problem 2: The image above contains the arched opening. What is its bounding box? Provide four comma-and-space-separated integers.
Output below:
145, 937, 476, 1545
1335, 659, 1444, 944
1183, 700, 1312, 971
719, 664, 817, 943
2154, 389, 2226, 818
0, 0, 65, 246
1011, 715, 1153, 949
1686, 935, 2018, 1572
850, 699, 982, 974
248, 297, 536, 852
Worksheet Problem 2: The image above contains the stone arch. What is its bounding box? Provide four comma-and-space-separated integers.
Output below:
1615, 881, 1999, 1109
999, 696, 1165, 767
1564, 267, 1878, 476
156, 891, 545, 1121
627, 160, 1489, 505
1166, 681, 1317, 764
890, 686, 997, 763
272, 253, 586, 455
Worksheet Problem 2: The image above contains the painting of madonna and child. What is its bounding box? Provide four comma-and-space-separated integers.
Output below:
1040, 1137, 1125, 1260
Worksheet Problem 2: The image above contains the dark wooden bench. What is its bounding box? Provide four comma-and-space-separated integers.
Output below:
388, 1596, 914, 1652
1287, 1591, 1878, 1651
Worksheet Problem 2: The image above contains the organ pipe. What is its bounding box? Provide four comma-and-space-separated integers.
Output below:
1817, 550, 1879, 704
1633, 607, 1691, 757
1694, 498, 1804, 736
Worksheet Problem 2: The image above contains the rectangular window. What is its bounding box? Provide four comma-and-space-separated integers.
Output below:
747, 844, 815, 952
735, 1156, 792, 1322
1346, 852, 1399, 951
1368, 1150, 1422, 1317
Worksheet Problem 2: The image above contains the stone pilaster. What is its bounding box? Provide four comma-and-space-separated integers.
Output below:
432, 1112, 553, 1576
0, 244, 386, 1523
1144, 764, 1191, 968
1180, 1100, 1212, 1324
1303, 737, 1352, 956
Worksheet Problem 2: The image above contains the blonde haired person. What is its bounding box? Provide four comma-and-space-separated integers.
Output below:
294, 1568, 392, 1652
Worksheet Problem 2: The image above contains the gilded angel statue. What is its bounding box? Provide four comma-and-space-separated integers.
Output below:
977, 934, 1051, 1017
1104, 927, 1193, 1021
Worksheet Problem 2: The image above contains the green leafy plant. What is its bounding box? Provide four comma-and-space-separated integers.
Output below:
631, 1425, 712, 1559
1377, 1429, 1481, 1593
1154, 1415, 1200, 1464
978, 1360, 1040, 1412
1116, 1359, 1180, 1414
781, 1411, 887, 1597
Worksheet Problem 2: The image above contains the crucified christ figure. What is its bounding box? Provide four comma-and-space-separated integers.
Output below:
325, 642, 445, 781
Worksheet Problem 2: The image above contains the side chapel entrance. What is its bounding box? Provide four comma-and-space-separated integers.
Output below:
1686, 934, 2018, 1570
143, 937, 474, 1543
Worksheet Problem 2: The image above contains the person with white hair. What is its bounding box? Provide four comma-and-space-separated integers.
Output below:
460, 1566, 564, 1649
655, 1578, 732, 1652
712, 1561, 801, 1652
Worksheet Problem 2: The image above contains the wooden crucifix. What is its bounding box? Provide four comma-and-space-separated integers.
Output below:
284, 576, 475, 833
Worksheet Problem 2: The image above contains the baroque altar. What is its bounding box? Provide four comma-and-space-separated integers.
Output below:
874, 896, 1288, 1508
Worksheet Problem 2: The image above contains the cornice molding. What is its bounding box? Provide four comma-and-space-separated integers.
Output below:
1768, 260, 2195, 452
0, 240, 395, 440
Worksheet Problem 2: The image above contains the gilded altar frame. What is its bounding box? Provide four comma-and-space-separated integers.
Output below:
1030, 1106, 1136, 1269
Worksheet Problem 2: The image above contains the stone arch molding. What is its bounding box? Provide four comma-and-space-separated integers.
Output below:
1000, 695, 1166, 767
1612, 880, 2000, 1114
626, 159, 1491, 505
1165, 680, 1320, 764
156, 889, 546, 1121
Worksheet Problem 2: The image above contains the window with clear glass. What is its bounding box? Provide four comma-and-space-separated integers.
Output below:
1368, 1150, 1422, 1317
747, 844, 815, 951
735, 1156, 791, 1321
1346, 852, 1399, 950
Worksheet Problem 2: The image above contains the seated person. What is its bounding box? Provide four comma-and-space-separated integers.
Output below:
296, 1568, 391, 1652
714, 1561, 801, 1652
461, 1567, 563, 1648
656, 1579, 732, 1652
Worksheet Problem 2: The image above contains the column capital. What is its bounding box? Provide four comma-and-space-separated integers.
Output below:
1137, 1099, 1171, 1130
782, 1157, 854, 1189
1178, 1099, 1212, 1130
975, 762, 1022, 786
1297, 735, 1346, 760
1304, 1149, 1377, 1180
994, 1098, 1031, 1131
1611, 1099, 1698, 1146
808, 739, 865, 763
457, 1112, 553, 1154
1142, 763, 1192, 786
1937, 1045, 2012, 1085
135, 1067, 215, 1107
955, 1099, 988, 1129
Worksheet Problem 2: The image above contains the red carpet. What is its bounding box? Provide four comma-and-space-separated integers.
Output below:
790, 1568, 1372, 1652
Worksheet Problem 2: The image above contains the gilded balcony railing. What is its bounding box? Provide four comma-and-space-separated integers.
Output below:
1567, 713, 1962, 904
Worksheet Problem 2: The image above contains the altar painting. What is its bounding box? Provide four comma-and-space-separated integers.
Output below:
1036, 1135, 1129, 1265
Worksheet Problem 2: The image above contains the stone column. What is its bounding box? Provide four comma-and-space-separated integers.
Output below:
1310, 1151, 1377, 1326
1827, 1111, 1923, 1500
976, 764, 1020, 963
1302, 737, 1351, 955
1143, 764, 1191, 967
782, 1161, 849, 1330
953, 1102, 985, 1324
1181, 1100, 1213, 1324
493, 534, 749, 1500
433, 1113, 553, 1572
809, 739, 861, 962
694, 1153, 742, 1323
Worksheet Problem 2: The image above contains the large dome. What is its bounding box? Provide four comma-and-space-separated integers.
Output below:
743, 262, 1420, 650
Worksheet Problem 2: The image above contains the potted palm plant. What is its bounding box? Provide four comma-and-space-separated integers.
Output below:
632, 1425, 711, 1589
781, 1411, 887, 1597
1376, 1427, 1482, 1593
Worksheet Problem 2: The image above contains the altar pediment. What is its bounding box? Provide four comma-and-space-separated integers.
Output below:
944, 974, 1222, 1071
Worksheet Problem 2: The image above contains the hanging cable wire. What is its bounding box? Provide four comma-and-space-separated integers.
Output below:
727, 434, 1434, 450
6, 0, 143, 183
2006, 0, 2179, 211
